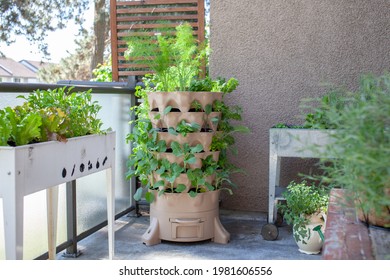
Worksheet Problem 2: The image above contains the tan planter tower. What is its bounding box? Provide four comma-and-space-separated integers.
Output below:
142, 92, 230, 245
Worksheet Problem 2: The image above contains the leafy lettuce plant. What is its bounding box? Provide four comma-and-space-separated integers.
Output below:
1, 105, 42, 146
0, 87, 103, 146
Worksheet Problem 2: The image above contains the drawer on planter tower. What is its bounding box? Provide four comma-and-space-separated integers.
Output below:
170, 218, 205, 240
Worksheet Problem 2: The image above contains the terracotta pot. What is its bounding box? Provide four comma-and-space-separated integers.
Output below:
293, 212, 326, 255
356, 206, 390, 228
355, 188, 390, 228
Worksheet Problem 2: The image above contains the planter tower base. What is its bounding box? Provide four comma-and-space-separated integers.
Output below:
142, 191, 230, 245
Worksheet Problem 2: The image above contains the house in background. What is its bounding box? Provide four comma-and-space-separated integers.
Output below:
0, 57, 50, 83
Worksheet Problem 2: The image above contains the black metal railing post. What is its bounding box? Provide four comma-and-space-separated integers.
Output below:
62, 180, 81, 258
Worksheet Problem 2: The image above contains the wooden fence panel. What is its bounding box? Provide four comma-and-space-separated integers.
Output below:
110, 0, 205, 82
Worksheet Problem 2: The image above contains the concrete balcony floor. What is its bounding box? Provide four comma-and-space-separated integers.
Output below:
56, 209, 321, 260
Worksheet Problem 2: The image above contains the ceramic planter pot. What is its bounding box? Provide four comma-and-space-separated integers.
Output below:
293, 212, 326, 255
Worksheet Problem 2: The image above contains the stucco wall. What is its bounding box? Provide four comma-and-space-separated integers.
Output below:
210, 0, 390, 212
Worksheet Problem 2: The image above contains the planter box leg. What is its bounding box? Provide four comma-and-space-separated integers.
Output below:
106, 168, 115, 260
268, 154, 281, 224
3, 186, 24, 260
47, 186, 59, 260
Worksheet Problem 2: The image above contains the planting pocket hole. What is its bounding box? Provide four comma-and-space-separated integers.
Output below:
62, 168, 67, 178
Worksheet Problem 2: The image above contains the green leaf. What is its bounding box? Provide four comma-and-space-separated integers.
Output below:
145, 191, 155, 203
133, 188, 143, 201
175, 184, 187, 193
190, 122, 201, 131
153, 180, 165, 189
16, 113, 42, 145
191, 144, 203, 153
156, 166, 166, 175
168, 127, 178, 135
205, 182, 215, 191
189, 191, 198, 198
205, 104, 212, 115
211, 117, 219, 125
0, 113, 11, 146
163, 106, 172, 115
171, 141, 182, 156
157, 140, 167, 152
125, 169, 136, 179
232, 125, 250, 134
185, 155, 196, 164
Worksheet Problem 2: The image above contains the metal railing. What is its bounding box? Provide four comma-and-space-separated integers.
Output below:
0, 81, 136, 259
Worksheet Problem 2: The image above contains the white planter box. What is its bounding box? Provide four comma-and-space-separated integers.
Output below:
0, 132, 116, 259
268, 128, 335, 223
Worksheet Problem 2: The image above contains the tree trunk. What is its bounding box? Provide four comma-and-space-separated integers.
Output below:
91, 0, 107, 75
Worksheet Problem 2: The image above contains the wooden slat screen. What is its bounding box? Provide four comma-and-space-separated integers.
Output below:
110, 0, 205, 82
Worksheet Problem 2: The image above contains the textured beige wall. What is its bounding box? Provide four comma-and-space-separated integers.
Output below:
210, 0, 390, 212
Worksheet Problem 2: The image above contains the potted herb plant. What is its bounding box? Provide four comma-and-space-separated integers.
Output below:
277, 181, 329, 254
0, 87, 116, 259
125, 23, 249, 245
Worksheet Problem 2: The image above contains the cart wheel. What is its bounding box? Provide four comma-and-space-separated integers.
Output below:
275, 212, 284, 227
261, 223, 279, 241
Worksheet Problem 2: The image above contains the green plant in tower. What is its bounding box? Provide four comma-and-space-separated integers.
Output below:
125, 23, 207, 91
188, 76, 239, 94
125, 23, 250, 203
171, 141, 203, 170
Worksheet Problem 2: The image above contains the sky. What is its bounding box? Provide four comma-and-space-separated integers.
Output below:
1, 5, 94, 63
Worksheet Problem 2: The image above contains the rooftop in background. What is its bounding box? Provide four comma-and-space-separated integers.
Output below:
0, 57, 53, 83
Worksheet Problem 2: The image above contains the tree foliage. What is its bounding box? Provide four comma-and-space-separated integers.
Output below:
38, 35, 94, 83
0, 0, 89, 57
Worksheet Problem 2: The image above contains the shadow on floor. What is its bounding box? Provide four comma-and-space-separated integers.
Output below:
57, 209, 322, 260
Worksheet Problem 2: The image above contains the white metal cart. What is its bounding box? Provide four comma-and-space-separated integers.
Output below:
261, 128, 334, 240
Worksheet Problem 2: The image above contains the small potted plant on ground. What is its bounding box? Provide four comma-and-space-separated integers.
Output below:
125, 23, 249, 245
277, 181, 329, 254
